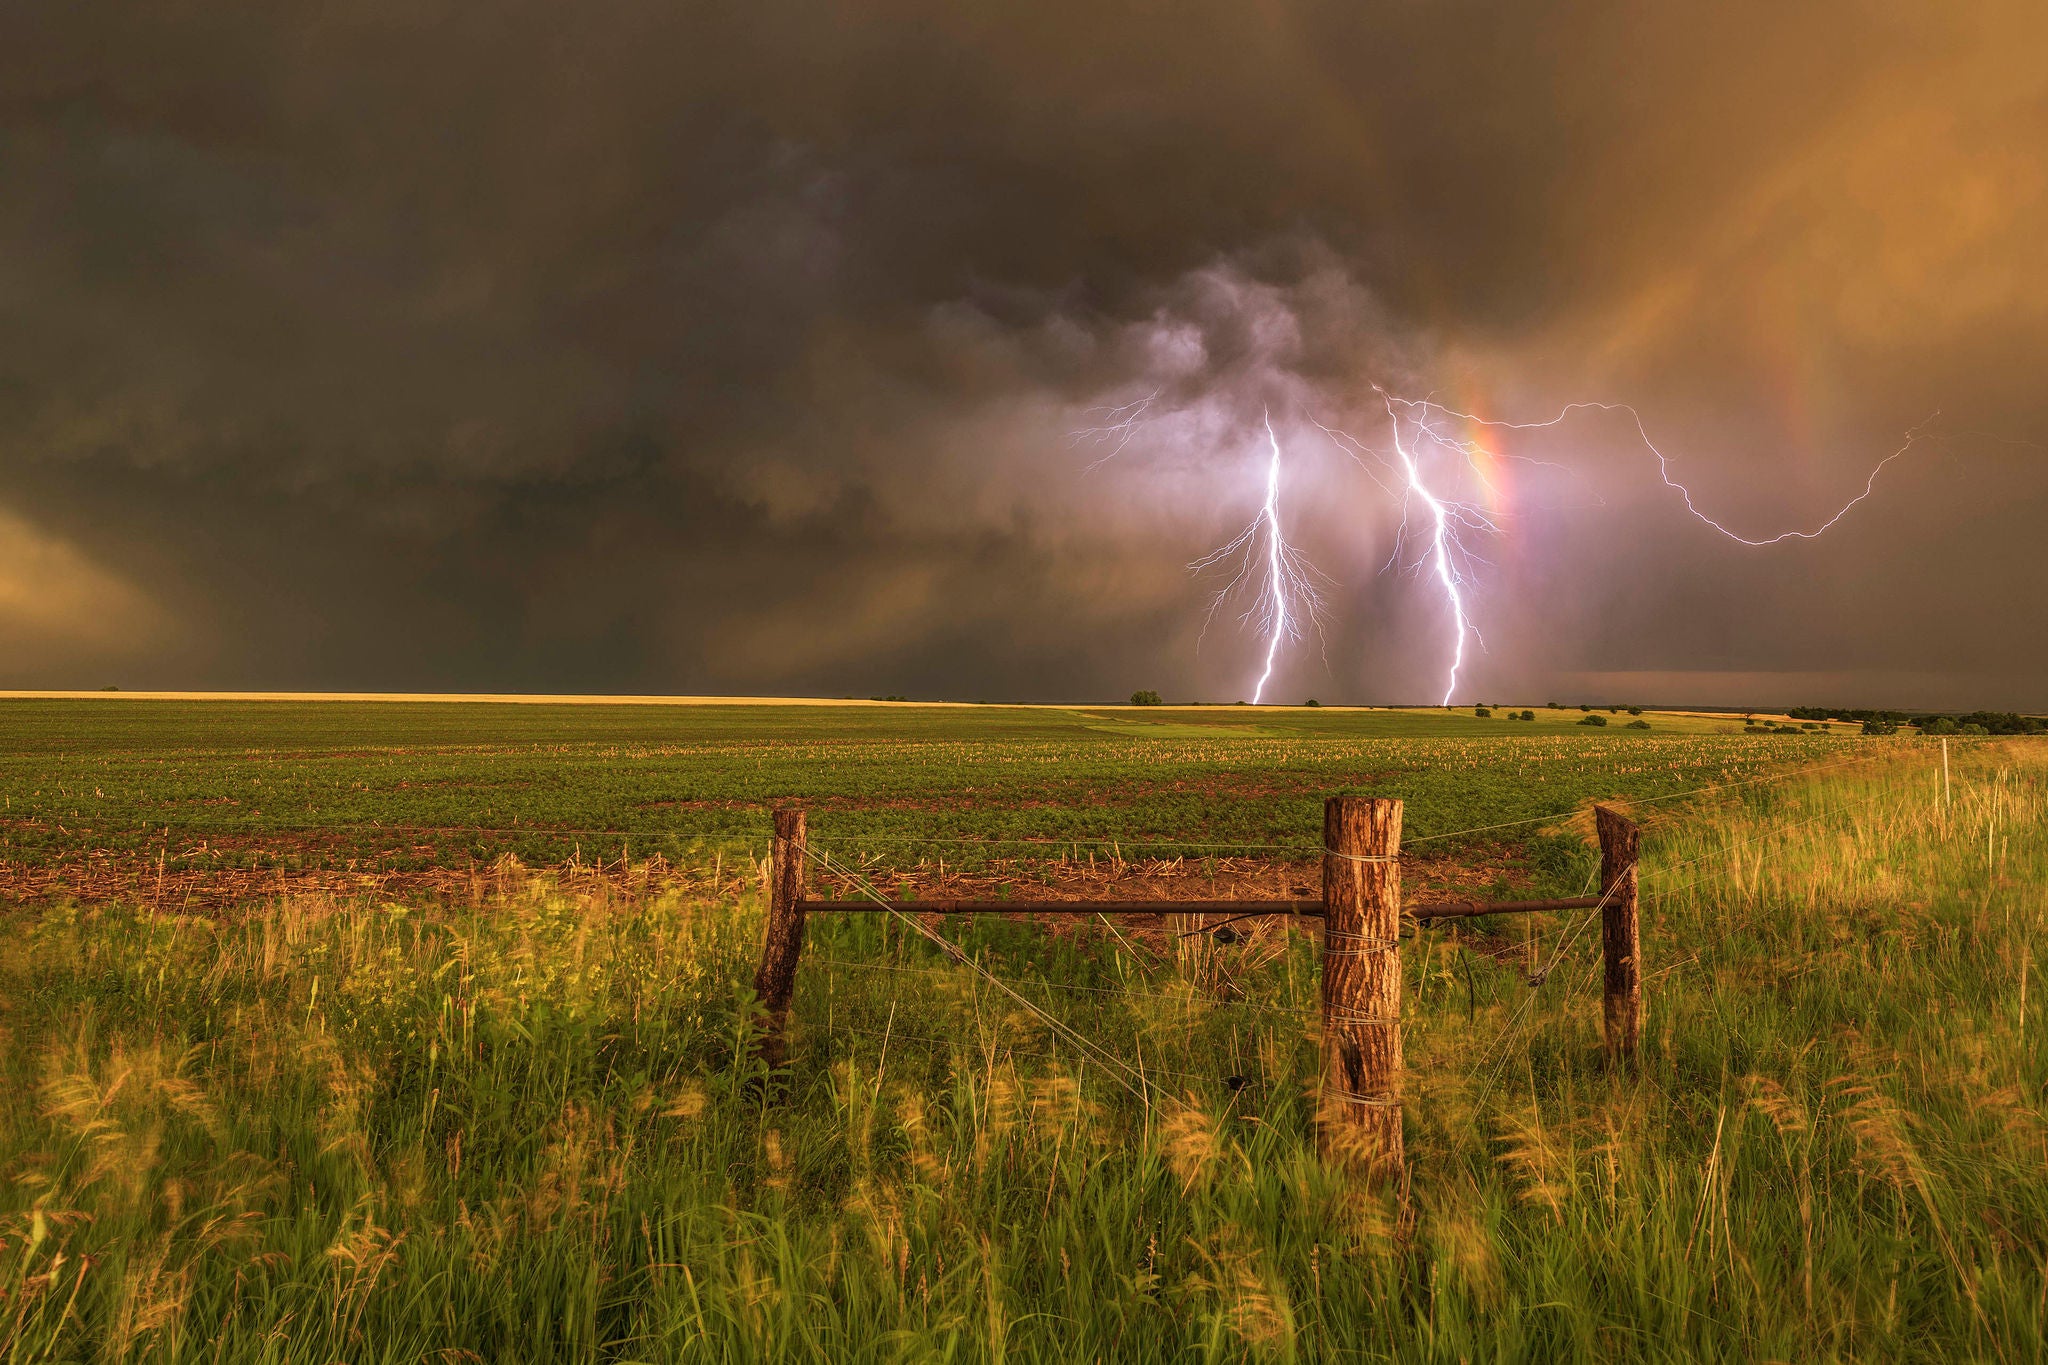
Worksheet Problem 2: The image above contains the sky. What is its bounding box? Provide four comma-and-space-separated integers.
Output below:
2, 1, 2045, 708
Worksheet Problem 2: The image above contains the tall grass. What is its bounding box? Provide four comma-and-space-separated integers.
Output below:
3, 741, 2044, 1360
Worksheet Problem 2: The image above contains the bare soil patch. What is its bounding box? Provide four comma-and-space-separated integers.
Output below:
2, 840, 1533, 918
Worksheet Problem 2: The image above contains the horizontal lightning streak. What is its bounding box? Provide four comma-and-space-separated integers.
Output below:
1385, 396, 1933, 546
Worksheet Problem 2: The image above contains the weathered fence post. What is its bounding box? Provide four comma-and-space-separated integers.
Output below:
1320, 796, 1403, 1178
1594, 804, 1641, 1068
752, 806, 809, 1072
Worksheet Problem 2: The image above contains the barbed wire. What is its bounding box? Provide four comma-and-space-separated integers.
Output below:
1635, 759, 1943, 969
788, 742, 1973, 1132
822, 1021, 1246, 1088
800, 842, 1179, 1111
1456, 746, 1947, 1113
810, 955, 1318, 1016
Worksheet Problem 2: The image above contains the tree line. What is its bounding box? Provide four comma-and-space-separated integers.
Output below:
1787, 707, 2047, 736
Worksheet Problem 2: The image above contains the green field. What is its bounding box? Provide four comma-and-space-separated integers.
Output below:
1, 699, 1850, 892
3, 700, 2041, 1360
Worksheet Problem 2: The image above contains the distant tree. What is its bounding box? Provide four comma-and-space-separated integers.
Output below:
1546, 701, 1561, 709
1626, 719, 1652, 729
1577, 714, 1608, 727
1474, 706, 1492, 718
1304, 699, 1321, 707
1520, 710, 1536, 721
1579, 704, 1592, 712
1626, 706, 1643, 716
1862, 718, 1899, 736
1130, 690, 1164, 706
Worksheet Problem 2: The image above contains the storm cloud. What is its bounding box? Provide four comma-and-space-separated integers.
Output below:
2, 1, 2044, 705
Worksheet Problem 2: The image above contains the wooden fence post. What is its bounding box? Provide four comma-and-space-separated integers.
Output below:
1320, 796, 1403, 1178
1594, 804, 1641, 1068
752, 806, 809, 1072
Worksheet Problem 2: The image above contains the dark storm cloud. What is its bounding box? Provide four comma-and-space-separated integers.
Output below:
1, 1, 2044, 703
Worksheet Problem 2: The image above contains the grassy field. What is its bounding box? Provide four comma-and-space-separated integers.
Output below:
2, 702, 2041, 1360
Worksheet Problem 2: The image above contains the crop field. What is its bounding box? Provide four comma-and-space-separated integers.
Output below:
2, 698, 1849, 908
2, 699, 2043, 1361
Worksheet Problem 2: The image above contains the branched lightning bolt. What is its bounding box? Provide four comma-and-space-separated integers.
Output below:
1384, 394, 1483, 705
1314, 395, 1497, 706
1189, 409, 1327, 703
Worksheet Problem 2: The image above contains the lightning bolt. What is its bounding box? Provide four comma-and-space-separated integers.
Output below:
1313, 396, 1497, 706
1068, 388, 1161, 473
1388, 397, 1932, 546
1383, 393, 1483, 705
1189, 409, 1327, 704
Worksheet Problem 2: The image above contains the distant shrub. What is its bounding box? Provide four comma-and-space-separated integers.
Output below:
1520, 710, 1536, 721
1960, 723, 1989, 736
1304, 699, 1321, 707
1862, 718, 1899, 735
1474, 706, 1492, 718
1130, 690, 1164, 706
1578, 714, 1608, 727
1626, 706, 1643, 716
1546, 701, 1561, 709
1625, 719, 1651, 730
1579, 704, 1592, 712
1609, 706, 1623, 714
1923, 716, 1958, 735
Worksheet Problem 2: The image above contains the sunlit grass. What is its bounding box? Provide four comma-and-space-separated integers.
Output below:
2, 740, 2043, 1359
